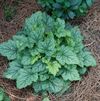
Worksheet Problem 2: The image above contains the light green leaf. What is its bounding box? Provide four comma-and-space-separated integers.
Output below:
46, 61, 61, 76
17, 69, 38, 89
56, 46, 79, 65
0, 40, 17, 60
42, 97, 50, 101
31, 55, 41, 64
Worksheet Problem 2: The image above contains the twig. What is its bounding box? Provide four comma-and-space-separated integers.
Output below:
85, 40, 95, 47
6, 91, 26, 101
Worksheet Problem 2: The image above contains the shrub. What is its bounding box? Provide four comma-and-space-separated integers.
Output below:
0, 12, 96, 98
37, 0, 94, 19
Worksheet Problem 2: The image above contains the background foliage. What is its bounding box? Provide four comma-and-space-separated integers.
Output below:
38, 0, 94, 19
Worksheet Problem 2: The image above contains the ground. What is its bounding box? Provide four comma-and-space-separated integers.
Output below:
0, 0, 100, 101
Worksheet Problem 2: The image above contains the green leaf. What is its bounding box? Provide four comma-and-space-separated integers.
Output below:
56, 46, 79, 65
21, 55, 31, 65
71, 27, 83, 43
86, 0, 93, 7
62, 65, 81, 81
38, 0, 93, 19
42, 97, 50, 101
17, 69, 38, 89
68, 11, 76, 19
54, 18, 68, 38
28, 29, 44, 45
32, 61, 46, 73
0, 40, 17, 60
30, 48, 39, 57
83, 51, 96, 67
33, 81, 49, 93
77, 67, 87, 75
0, 88, 4, 101
3, 61, 22, 80
48, 78, 64, 93
38, 34, 55, 57
31, 55, 41, 64
33, 78, 65, 94
13, 35, 28, 51
3, 95, 11, 101
0, 88, 11, 101
39, 74, 49, 81
46, 61, 61, 76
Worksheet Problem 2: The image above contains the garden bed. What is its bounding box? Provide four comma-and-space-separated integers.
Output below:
0, 0, 100, 101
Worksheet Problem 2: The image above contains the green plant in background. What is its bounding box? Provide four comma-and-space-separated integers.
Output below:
0, 12, 96, 100
0, 87, 11, 101
38, 0, 94, 19
2, 0, 22, 21
4, 5, 16, 21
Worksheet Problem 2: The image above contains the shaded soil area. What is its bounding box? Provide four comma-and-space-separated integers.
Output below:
0, 0, 100, 101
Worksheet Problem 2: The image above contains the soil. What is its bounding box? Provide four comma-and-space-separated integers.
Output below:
0, 0, 100, 101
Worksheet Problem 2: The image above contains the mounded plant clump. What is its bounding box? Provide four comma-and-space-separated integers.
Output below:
0, 12, 96, 99
38, 0, 94, 19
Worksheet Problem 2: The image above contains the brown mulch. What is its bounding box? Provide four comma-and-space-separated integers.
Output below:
0, 0, 100, 101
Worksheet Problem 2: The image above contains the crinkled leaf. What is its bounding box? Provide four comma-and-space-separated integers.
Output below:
3, 61, 22, 80
17, 69, 38, 89
83, 51, 96, 67
54, 18, 69, 38
33, 81, 49, 93
62, 65, 81, 81
39, 74, 49, 81
32, 61, 46, 73
71, 27, 83, 43
38, 34, 55, 56
0, 40, 17, 60
21, 55, 31, 65
28, 30, 44, 45
13, 35, 28, 51
48, 78, 65, 93
77, 67, 87, 75
46, 61, 61, 76
33, 78, 65, 94
56, 46, 79, 65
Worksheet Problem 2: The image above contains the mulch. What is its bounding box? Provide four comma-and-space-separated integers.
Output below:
0, 0, 100, 101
